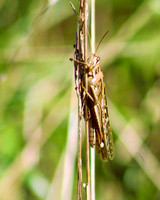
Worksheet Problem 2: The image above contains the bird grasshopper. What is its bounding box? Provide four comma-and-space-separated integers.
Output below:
70, 32, 114, 161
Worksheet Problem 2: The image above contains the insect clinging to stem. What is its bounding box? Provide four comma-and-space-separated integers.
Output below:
70, 29, 114, 161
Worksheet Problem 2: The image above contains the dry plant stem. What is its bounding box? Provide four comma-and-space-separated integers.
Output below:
77, 1, 85, 199
84, 1, 91, 200
77, 89, 83, 200
75, 36, 83, 200
71, 17, 82, 200
90, 0, 95, 199
79, 0, 90, 199
73, 37, 83, 200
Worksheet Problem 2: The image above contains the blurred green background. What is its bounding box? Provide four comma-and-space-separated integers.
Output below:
0, 0, 160, 199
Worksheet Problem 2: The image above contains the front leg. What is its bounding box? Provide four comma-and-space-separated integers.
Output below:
81, 82, 102, 108
69, 58, 89, 68
81, 83, 94, 103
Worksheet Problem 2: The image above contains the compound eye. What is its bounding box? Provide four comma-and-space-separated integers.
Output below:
97, 56, 100, 62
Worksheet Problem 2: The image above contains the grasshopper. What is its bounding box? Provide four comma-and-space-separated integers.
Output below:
70, 33, 114, 161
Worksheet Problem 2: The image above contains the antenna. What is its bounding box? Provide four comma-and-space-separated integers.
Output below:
95, 31, 109, 54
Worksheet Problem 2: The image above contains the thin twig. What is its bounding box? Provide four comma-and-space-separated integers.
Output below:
70, 1, 84, 199
83, 1, 90, 200
77, 0, 86, 199
78, 0, 90, 199
76, 31, 83, 200
71, 0, 90, 199
77, 72, 83, 200
90, 0, 95, 199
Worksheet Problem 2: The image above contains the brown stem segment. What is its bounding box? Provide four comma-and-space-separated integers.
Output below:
72, 0, 90, 199
83, 1, 91, 200
78, 0, 86, 199
78, 0, 90, 199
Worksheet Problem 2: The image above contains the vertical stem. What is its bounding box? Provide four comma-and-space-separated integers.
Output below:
78, 96, 83, 200
84, 1, 90, 200
77, 31, 83, 200
78, 0, 90, 199
91, 0, 95, 53
90, 1, 95, 200
77, 2, 83, 198
90, 148, 95, 200
78, 0, 89, 199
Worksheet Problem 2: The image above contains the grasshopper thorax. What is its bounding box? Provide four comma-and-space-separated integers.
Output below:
87, 54, 100, 68
87, 54, 101, 77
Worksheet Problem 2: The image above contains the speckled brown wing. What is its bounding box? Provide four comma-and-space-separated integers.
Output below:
97, 82, 114, 161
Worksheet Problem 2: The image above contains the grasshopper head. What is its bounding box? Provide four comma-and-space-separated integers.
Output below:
87, 54, 100, 68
